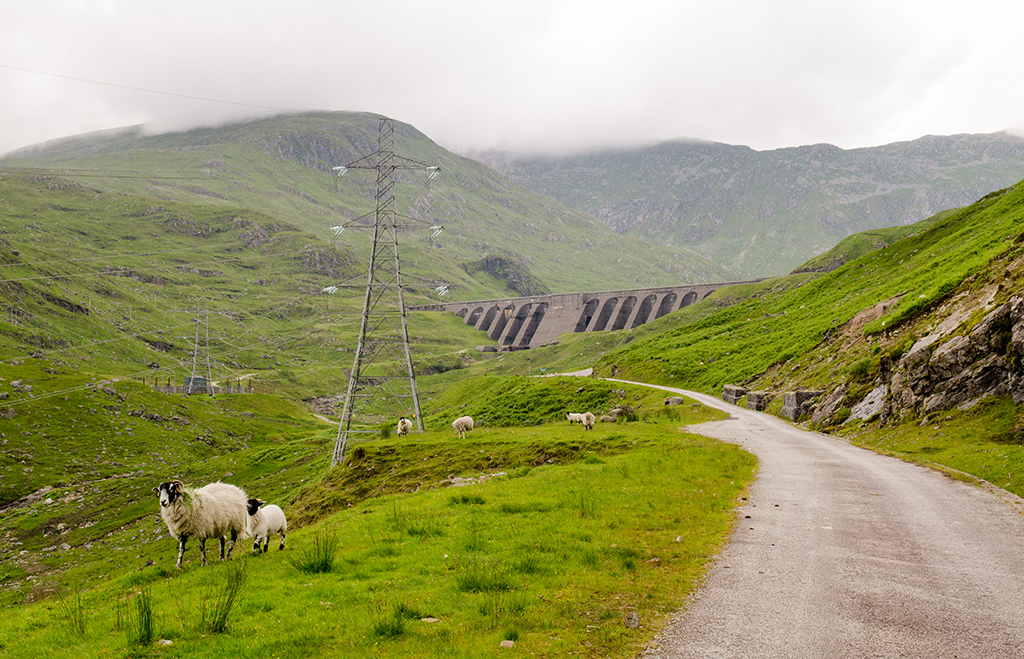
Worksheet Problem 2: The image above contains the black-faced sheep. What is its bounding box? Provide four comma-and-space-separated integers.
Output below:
452, 415, 474, 439
582, 411, 595, 430
396, 416, 412, 437
246, 498, 287, 554
153, 480, 248, 569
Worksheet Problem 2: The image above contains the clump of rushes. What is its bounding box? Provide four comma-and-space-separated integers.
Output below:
291, 531, 339, 574
199, 563, 247, 634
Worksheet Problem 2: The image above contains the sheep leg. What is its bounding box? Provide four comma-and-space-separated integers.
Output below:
176, 535, 188, 569
198, 538, 208, 566
262, 538, 269, 553
278, 532, 285, 551
219, 537, 227, 561
252, 536, 262, 554
225, 529, 237, 559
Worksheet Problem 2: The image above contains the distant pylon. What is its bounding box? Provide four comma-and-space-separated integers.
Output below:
187, 298, 213, 396
330, 117, 441, 468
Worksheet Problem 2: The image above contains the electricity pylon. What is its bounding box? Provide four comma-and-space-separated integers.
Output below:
330, 117, 441, 468
186, 298, 213, 396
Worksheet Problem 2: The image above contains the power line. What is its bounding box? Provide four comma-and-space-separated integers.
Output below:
0, 63, 303, 114
0, 166, 214, 180
0, 249, 312, 283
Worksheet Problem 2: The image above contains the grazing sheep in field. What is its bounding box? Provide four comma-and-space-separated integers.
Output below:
582, 412, 595, 430
153, 480, 248, 569
396, 416, 412, 437
566, 412, 585, 425
452, 415, 474, 439
246, 498, 287, 554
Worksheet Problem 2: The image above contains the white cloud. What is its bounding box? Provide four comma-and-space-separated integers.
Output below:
2, 0, 1023, 157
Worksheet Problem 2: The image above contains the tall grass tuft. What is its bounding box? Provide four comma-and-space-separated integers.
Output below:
55, 586, 87, 637
454, 556, 514, 593
573, 489, 596, 518
291, 531, 339, 574
370, 601, 421, 639
199, 563, 247, 634
119, 588, 155, 647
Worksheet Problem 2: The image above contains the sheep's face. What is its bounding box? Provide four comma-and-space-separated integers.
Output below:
153, 481, 183, 507
246, 498, 265, 516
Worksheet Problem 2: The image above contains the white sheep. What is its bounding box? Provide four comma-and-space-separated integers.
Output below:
396, 416, 412, 437
246, 498, 287, 554
582, 411, 595, 430
566, 412, 585, 425
452, 415, 474, 439
153, 480, 248, 569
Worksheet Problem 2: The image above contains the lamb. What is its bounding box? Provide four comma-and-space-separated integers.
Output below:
566, 412, 585, 425
396, 416, 412, 437
452, 415, 474, 439
153, 480, 248, 569
246, 498, 287, 554
581, 411, 595, 430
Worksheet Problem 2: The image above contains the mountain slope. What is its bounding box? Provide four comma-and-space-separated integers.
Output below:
475, 132, 1024, 278
592, 181, 1024, 404
1, 112, 729, 294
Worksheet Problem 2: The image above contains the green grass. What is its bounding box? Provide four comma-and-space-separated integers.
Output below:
0, 413, 755, 658
2, 112, 728, 295
595, 183, 1024, 396
839, 396, 1024, 493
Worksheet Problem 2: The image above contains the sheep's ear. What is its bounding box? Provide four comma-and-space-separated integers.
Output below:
152, 486, 160, 494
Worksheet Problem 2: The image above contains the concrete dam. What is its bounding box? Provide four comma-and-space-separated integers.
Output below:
411, 281, 758, 349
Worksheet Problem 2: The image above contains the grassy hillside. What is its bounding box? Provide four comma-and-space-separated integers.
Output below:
0, 373, 756, 658
592, 181, 1024, 498
1, 112, 729, 294
0, 170, 755, 657
593, 184, 1024, 392
790, 209, 954, 273
9, 143, 1024, 657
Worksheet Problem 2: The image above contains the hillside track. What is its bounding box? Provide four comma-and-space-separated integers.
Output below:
611, 381, 1024, 659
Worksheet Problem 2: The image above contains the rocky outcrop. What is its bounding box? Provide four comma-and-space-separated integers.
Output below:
851, 385, 888, 421
809, 385, 848, 426
887, 296, 1024, 419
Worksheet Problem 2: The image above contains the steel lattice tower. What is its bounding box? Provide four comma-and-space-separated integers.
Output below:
331, 117, 440, 467
186, 298, 213, 396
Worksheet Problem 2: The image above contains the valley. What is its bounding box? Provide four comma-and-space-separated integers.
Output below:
3, 113, 1024, 657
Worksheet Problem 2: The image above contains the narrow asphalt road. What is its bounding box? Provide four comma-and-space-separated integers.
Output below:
611, 381, 1024, 659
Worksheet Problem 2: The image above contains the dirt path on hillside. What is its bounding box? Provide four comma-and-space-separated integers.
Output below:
609, 380, 1024, 659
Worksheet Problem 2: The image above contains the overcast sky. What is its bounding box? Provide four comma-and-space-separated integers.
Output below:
2, 0, 1023, 158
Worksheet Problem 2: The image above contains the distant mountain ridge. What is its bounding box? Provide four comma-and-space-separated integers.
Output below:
472, 132, 1024, 278
1, 112, 728, 295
